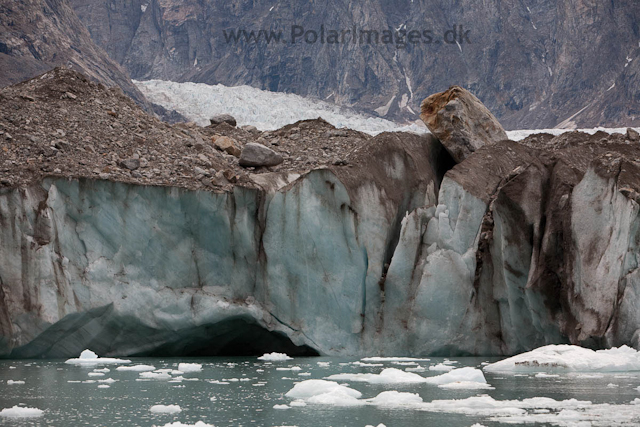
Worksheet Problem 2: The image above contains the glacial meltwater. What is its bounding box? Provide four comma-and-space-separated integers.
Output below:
2, 354, 640, 426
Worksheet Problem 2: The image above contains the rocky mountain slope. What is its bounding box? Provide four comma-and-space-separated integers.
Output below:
0, 0, 148, 108
71, 0, 640, 129
2, 69, 640, 358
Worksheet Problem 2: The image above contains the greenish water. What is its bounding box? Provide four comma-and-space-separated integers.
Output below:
1, 356, 640, 426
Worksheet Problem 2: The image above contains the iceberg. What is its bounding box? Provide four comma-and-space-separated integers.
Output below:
285, 379, 362, 401
0, 406, 44, 418
177, 363, 202, 373
484, 345, 640, 373
258, 353, 292, 361
65, 350, 131, 365
326, 368, 427, 384
149, 405, 182, 414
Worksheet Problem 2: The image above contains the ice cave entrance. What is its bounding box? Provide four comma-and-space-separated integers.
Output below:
142, 317, 319, 357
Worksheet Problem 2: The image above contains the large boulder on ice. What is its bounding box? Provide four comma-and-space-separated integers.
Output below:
420, 86, 508, 163
209, 114, 237, 127
239, 143, 283, 167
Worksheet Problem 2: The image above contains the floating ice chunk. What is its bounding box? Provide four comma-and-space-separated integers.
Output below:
98, 378, 116, 383
289, 400, 307, 407
419, 395, 591, 417
351, 361, 384, 367
575, 374, 605, 378
368, 391, 423, 407
361, 357, 430, 362
437, 381, 494, 390
150, 405, 182, 414
93, 368, 110, 373
317, 361, 331, 367
258, 353, 292, 361
429, 363, 455, 372
425, 367, 488, 386
365, 424, 386, 427
0, 406, 44, 418
484, 345, 640, 373
307, 388, 365, 406
178, 363, 202, 373
88, 372, 105, 377
535, 373, 560, 378
273, 404, 290, 410
285, 379, 362, 400
80, 349, 98, 359
65, 349, 131, 365
140, 371, 172, 380
326, 368, 427, 384
153, 422, 214, 427
117, 365, 156, 372
97, 385, 110, 389
6, 380, 25, 385
276, 366, 302, 371
470, 424, 487, 427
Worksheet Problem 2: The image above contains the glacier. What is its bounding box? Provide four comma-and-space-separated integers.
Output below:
135, 79, 640, 139
3, 80, 640, 358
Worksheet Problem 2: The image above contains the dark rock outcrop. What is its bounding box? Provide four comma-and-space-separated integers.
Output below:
0, 0, 149, 108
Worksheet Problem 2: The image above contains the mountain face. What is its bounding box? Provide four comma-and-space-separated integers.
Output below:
0, 0, 148, 107
70, 0, 640, 129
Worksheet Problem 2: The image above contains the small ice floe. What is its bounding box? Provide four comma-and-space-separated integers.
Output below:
426, 367, 492, 389
97, 385, 110, 389
153, 422, 214, 427
365, 424, 386, 427
607, 383, 619, 388
117, 364, 156, 372
93, 368, 110, 373
65, 349, 131, 366
351, 361, 384, 367
317, 361, 331, 367
140, 371, 172, 380
484, 344, 640, 373
405, 366, 426, 372
0, 406, 44, 418
361, 357, 430, 362
273, 404, 290, 409
88, 372, 105, 377
289, 400, 306, 407
149, 404, 182, 414
178, 363, 202, 373
327, 368, 426, 384
285, 379, 363, 406
6, 380, 25, 385
429, 363, 455, 372
206, 380, 230, 385
576, 374, 605, 379
98, 378, 116, 384
367, 391, 423, 407
258, 352, 292, 361
535, 373, 560, 378
276, 366, 302, 371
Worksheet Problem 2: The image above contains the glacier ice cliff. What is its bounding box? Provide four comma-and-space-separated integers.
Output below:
0, 133, 450, 357
3, 129, 640, 358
